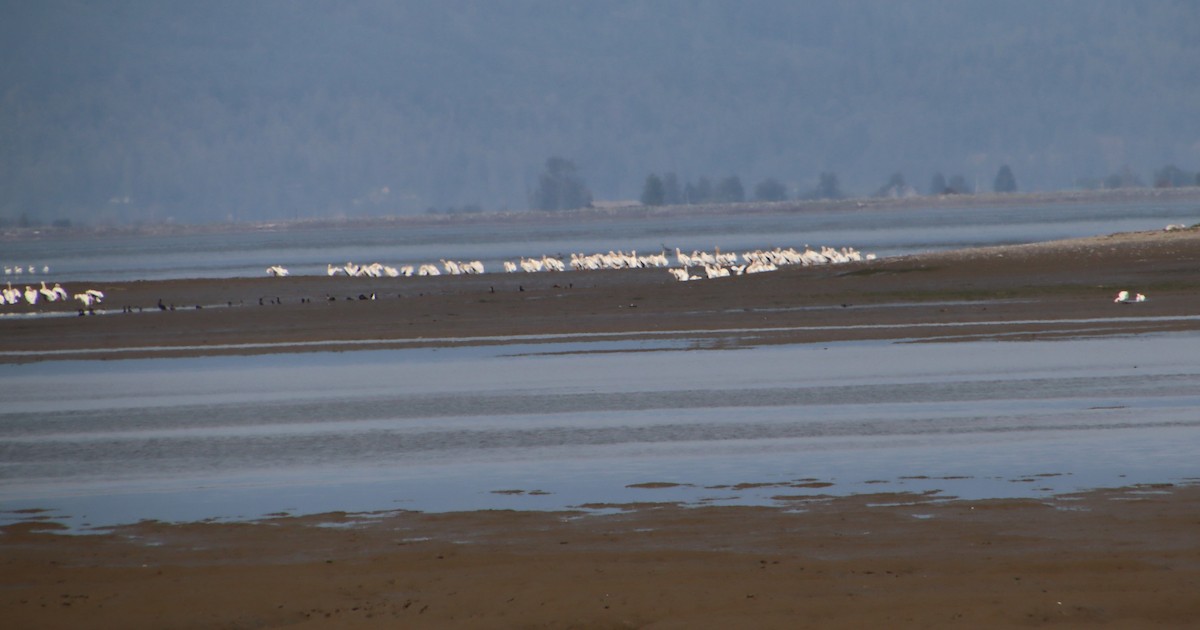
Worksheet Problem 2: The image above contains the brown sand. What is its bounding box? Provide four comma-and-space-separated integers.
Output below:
3, 228, 1200, 627
3, 485, 1199, 628
4, 227, 1200, 361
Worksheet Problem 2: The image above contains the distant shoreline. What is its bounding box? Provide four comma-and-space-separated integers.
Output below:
5, 186, 1199, 242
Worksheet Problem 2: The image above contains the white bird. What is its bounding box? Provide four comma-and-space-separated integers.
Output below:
1114, 290, 1147, 304
52, 283, 69, 300
266, 265, 289, 277
23, 285, 38, 304
39, 281, 57, 301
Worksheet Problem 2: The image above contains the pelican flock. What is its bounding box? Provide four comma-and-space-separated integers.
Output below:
0, 280, 106, 313
263, 244, 876, 284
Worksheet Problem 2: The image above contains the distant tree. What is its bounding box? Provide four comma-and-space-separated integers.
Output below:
640, 173, 665, 206
685, 176, 714, 204
948, 174, 971, 194
1103, 165, 1144, 189
812, 172, 843, 200
1154, 164, 1193, 188
714, 176, 745, 203
662, 172, 682, 205
531, 157, 592, 211
993, 164, 1017, 193
929, 172, 947, 195
753, 177, 788, 202
875, 172, 915, 198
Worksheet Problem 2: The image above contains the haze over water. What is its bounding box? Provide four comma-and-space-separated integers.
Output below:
6, 198, 1199, 282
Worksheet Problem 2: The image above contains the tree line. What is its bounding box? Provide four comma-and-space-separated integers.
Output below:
519, 157, 1200, 215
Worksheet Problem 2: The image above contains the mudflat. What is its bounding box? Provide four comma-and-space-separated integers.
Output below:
3, 228, 1200, 628
3, 485, 1199, 628
4, 227, 1200, 361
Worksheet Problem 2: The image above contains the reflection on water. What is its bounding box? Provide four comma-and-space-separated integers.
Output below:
2, 334, 1199, 529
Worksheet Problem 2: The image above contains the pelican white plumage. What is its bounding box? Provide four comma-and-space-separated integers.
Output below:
267, 265, 289, 277
1114, 290, 1147, 304
52, 283, 68, 300
23, 285, 38, 304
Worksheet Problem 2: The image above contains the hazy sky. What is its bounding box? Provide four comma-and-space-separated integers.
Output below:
2, 1, 1198, 222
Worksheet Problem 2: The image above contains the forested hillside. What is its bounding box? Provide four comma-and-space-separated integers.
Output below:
2, 1, 1198, 224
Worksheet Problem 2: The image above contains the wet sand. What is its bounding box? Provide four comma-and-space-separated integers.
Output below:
3, 228, 1200, 627
4, 227, 1200, 361
4, 485, 1199, 628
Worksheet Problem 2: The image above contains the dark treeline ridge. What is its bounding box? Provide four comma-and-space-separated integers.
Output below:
2, 1, 1198, 225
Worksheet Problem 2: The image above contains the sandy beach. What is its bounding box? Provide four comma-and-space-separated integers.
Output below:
4, 227, 1200, 361
4, 484, 1199, 628
3, 227, 1200, 628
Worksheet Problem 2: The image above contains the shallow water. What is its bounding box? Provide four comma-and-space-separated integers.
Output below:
2, 333, 1198, 529
7, 198, 1199, 281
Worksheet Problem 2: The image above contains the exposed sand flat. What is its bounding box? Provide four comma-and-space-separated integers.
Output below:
3, 227, 1200, 362
3, 484, 1198, 628
3, 228, 1200, 627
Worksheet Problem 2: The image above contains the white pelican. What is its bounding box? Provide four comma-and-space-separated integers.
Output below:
1114, 290, 1147, 304
267, 265, 289, 277
23, 285, 38, 304
38, 281, 57, 301
52, 283, 68, 300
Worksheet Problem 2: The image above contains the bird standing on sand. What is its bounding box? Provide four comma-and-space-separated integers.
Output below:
1114, 290, 1147, 304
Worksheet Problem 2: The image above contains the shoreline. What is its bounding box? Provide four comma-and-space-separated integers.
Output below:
4, 482, 1198, 628
4, 227, 1200, 362
5, 186, 1200, 241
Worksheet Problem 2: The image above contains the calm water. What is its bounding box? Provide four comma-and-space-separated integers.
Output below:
3, 334, 1198, 529
5, 198, 1199, 281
